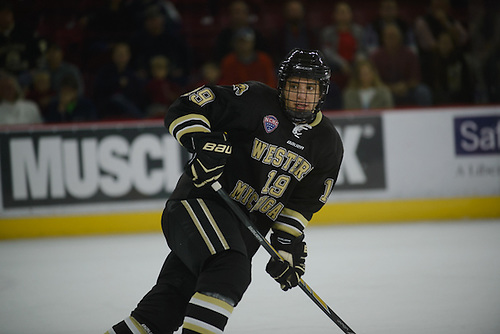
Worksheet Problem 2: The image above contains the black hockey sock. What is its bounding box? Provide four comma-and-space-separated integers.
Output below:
105, 316, 153, 334
182, 292, 234, 333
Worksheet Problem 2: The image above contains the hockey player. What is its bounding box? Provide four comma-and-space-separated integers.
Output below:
105, 48, 343, 334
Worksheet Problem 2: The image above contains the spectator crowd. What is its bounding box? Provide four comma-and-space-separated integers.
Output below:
0, 0, 499, 125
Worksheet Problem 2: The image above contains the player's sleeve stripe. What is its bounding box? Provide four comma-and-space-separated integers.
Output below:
169, 114, 211, 136
272, 208, 308, 237
281, 208, 308, 229
175, 124, 211, 144
272, 221, 302, 237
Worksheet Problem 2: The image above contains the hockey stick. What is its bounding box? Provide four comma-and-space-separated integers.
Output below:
211, 181, 356, 334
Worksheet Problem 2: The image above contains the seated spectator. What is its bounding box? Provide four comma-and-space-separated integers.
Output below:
484, 42, 500, 103
271, 0, 318, 63
0, 1, 42, 80
129, 7, 190, 85
25, 70, 56, 119
323, 80, 343, 111
199, 61, 221, 86
427, 31, 474, 105
45, 75, 98, 123
320, 1, 367, 90
370, 23, 432, 106
219, 27, 277, 87
84, 0, 136, 47
128, 0, 183, 38
145, 55, 181, 118
364, 0, 417, 54
188, 61, 222, 91
0, 73, 42, 125
93, 42, 147, 120
213, 0, 268, 62
466, 0, 500, 103
42, 43, 85, 96
414, 0, 468, 85
79, 0, 137, 72
35, 2, 86, 68
343, 59, 394, 110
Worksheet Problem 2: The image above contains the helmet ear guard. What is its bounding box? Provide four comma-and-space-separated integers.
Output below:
277, 48, 331, 124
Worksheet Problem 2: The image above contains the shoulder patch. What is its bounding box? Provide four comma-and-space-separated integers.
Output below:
233, 83, 249, 96
263, 115, 279, 133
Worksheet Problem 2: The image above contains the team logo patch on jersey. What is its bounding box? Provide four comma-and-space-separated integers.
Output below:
263, 115, 279, 133
233, 83, 249, 96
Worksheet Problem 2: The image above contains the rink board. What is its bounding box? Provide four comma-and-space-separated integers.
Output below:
1, 196, 499, 239
1, 106, 499, 239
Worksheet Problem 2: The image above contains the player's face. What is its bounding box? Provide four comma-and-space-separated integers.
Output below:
283, 77, 321, 114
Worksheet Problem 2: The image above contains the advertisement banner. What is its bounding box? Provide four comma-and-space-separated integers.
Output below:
379, 108, 500, 200
330, 115, 386, 191
452, 113, 500, 195
0, 124, 184, 213
454, 115, 500, 155
1, 107, 499, 219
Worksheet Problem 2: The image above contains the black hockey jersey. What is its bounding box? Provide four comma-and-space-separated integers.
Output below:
165, 81, 343, 237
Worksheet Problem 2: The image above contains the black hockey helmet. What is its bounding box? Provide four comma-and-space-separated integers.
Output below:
277, 48, 331, 123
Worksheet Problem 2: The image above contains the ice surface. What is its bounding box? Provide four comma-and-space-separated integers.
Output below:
1, 219, 500, 334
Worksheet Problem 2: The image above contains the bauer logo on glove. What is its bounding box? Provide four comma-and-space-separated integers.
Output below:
186, 132, 232, 188
201, 142, 232, 154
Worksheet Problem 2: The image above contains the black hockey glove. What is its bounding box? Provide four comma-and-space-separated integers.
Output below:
185, 132, 232, 188
265, 230, 307, 291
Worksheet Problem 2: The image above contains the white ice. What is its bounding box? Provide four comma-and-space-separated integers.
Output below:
1, 219, 500, 334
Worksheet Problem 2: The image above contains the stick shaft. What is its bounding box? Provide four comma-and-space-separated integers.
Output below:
211, 181, 356, 334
